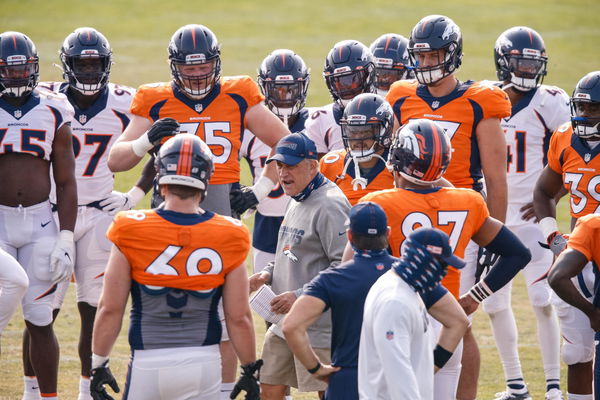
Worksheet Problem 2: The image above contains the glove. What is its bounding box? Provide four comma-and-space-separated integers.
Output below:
230, 184, 259, 217
99, 187, 145, 216
131, 118, 180, 157
230, 359, 263, 400
539, 231, 568, 256
90, 359, 120, 400
49, 230, 75, 285
147, 117, 180, 146
475, 247, 499, 283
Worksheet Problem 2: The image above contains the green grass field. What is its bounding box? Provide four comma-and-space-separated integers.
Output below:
0, 0, 599, 398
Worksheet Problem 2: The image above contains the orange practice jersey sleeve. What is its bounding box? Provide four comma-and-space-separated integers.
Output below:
386, 80, 511, 190
130, 76, 265, 184
319, 149, 395, 205
107, 210, 250, 291
547, 122, 600, 218
361, 187, 490, 297
567, 214, 600, 267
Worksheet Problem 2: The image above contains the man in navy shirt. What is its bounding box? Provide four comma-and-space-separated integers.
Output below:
282, 202, 469, 400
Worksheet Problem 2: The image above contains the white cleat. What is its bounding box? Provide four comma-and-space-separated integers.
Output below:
545, 388, 564, 400
493, 391, 532, 400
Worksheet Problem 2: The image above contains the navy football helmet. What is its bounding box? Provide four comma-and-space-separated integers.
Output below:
408, 15, 462, 85
0, 31, 39, 98
369, 33, 414, 96
323, 40, 375, 106
340, 93, 393, 161
571, 71, 600, 140
60, 27, 112, 95
494, 26, 547, 91
155, 134, 214, 196
258, 49, 310, 121
388, 119, 451, 184
168, 24, 221, 99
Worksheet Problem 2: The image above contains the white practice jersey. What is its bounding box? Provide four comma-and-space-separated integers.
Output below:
359, 270, 434, 400
305, 102, 345, 154
0, 88, 74, 161
41, 82, 135, 204
499, 83, 570, 227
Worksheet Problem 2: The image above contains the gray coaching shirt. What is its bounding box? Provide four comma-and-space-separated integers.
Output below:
264, 179, 350, 348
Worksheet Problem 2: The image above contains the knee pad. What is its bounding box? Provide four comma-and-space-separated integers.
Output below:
22, 300, 53, 326
562, 339, 594, 365
483, 281, 512, 314
554, 296, 595, 365
528, 283, 551, 308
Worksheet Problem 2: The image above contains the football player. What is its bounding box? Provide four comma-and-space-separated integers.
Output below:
385, 15, 511, 399
105, 24, 290, 395
359, 119, 531, 400
533, 71, 600, 400
369, 33, 414, 97
18, 27, 143, 400
319, 93, 395, 205
305, 40, 375, 157
231, 49, 312, 274
90, 134, 261, 400
479, 26, 569, 400
548, 214, 600, 400
0, 31, 77, 400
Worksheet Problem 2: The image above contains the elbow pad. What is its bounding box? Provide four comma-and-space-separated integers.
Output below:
482, 225, 532, 293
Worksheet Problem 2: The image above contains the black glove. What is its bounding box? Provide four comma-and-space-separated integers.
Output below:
229, 184, 259, 216
90, 360, 120, 400
230, 359, 263, 400
147, 117, 180, 146
475, 247, 500, 283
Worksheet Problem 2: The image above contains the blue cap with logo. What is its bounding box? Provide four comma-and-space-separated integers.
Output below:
349, 202, 388, 236
407, 227, 465, 269
266, 132, 318, 166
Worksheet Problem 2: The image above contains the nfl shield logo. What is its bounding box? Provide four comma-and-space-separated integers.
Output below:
195, 104, 203, 113
79, 114, 87, 124
385, 330, 394, 340
431, 101, 440, 109
14, 110, 22, 118
585, 153, 591, 162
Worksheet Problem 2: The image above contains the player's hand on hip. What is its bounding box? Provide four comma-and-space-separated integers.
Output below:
90, 359, 120, 400
313, 364, 341, 383
539, 231, 568, 256
248, 271, 270, 293
229, 184, 259, 217
270, 291, 297, 314
519, 202, 538, 222
147, 117, 180, 146
458, 294, 479, 315
49, 230, 75, 285
230, 359, 262, 400
99, 191, 133, 216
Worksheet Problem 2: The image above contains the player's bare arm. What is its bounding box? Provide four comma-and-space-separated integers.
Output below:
476, 117, 508, 222
51, 123, 77, 231
533, 165, 564, 220
107, 114, 152, 171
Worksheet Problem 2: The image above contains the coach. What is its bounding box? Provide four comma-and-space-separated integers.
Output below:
249, 132, 350, 400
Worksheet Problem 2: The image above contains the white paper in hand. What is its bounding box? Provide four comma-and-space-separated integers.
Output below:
249, 285, 285, 325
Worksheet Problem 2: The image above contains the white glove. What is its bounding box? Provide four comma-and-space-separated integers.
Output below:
99, 187, 145, 216
50, 230, 75, 285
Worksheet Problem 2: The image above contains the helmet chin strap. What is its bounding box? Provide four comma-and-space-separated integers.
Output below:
338, 151, 387, 191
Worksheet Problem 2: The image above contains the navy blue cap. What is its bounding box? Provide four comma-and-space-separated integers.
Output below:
407, 227, 466, 269
266, 133, 318, 166
349, 202, 388, 236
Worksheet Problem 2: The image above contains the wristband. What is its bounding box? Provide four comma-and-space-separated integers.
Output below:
467, 280, 493, 303
539, 217, 559, 241
91, 353, 109, 369
131, 133, 153, 157
307, 362, 321, 374
58, 230, 74, 242
127, 186, 146, 207
433, 344, 453, 369
252, 175, 275, 202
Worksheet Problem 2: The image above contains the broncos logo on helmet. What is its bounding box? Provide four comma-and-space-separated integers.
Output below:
388, 119, 451, 184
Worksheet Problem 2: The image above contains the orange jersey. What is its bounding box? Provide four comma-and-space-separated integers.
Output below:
319, 149, 395, 205
361, 187, 489, 297
386, 80, 511, 190
130, 76, 265, 184
547, 122, 600, 218
107, 209, 250, 291
568, 214, 600, 267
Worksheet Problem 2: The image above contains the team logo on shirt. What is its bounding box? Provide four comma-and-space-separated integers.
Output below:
431, 101, 440, 109
385, 330, 394, 340
282, 245, 299, 262
195, 104, 203, 113
14, 110, 21, 118
79, 114, 87, 124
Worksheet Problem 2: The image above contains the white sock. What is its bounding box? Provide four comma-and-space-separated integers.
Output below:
488, 308, 525, 386
23, 376, 40, 394
285, 397, 293, 400
220, 382, 234, 400
567, 394, 593, 400
39, 396, 57, 400
532, 305, 561, 390
79, 376, 90, 393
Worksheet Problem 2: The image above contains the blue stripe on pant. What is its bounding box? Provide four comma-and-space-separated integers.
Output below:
325, 366, 358, 400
